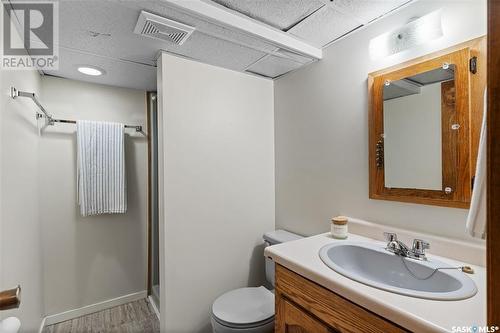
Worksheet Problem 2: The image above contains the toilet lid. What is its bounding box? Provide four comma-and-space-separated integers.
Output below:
212, 287, 274, 326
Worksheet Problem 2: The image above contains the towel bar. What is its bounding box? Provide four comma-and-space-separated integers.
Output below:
11, 87, 143, 132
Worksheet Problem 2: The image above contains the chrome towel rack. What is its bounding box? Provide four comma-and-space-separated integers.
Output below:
10, 87, 143, 132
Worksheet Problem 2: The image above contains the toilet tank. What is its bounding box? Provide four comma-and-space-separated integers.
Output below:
263, 230, 302, 287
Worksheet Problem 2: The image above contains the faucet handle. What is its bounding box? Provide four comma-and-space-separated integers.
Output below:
412, 239, 430, 256
383, 232, 397, 242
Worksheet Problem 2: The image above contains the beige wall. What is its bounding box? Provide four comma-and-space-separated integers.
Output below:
157, 53, 275, 333
38, 76, 148, 315
0, 20, 45, 333
274, 0, 486, 242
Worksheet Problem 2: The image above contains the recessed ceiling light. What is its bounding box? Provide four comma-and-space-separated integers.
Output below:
77, 66, 105, 76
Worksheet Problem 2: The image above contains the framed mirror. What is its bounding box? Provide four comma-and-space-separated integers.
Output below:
368, 37, 486, 208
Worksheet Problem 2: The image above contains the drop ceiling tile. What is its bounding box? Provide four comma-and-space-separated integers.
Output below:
165, 31, 268, 71
274, 48, 313, 64
329, 0, 411, 24
115, 0, 279, 53
57, 0, 163, 65
211, 0, 325, 30
45, 0, 320, 88
288, 5, 361, 48
44, 48, 157, 91
246, 54, 303, 78
46, 0, 274, 90
56, 1, 274, 65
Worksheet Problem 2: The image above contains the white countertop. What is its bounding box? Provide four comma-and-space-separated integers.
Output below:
265, 232, 486, 333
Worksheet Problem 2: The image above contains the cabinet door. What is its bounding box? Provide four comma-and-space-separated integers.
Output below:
275, 264, 409, 333
277, 298, 337, 333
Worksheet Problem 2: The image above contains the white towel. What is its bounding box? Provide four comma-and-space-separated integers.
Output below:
466, 89, 487, 239
77, 120, 127, 216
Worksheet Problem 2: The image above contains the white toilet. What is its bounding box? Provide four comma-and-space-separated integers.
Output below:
211, 230, 302, 333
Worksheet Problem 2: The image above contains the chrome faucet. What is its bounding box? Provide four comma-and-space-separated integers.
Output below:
411, 239, 431, 260
383, 232, 430, 261
384, 232, 411, 257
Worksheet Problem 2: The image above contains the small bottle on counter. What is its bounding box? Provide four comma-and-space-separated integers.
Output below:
331, 216, 348, 239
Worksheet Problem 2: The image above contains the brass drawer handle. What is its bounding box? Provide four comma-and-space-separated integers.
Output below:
0, 285, 21, 311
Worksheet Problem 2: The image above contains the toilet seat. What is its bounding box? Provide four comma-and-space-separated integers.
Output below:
212, 314, 274, 330
211, 286, 274, 329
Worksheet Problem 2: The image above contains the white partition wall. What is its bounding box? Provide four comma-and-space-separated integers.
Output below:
157, 53, 275, 332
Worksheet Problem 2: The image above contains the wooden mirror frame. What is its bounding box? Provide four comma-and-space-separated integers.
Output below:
368, 37, 486, 208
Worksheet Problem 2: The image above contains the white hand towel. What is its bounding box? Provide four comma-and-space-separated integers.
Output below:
77, 120, 127, 216
466, 89, 487, 239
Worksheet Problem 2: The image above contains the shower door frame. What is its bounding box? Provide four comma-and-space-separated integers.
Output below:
146, 91, 160, 307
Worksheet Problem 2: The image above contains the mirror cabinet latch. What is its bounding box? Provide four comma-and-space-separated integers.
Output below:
444, 187, 453, 195
376, 138, 384, 169
469, 56, 477, 74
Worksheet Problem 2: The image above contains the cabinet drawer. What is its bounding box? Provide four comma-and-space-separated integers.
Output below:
275, 264, 409, 333
278, 298, 337, 333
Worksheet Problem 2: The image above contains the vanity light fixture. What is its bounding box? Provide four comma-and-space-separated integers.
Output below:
77, 66, 105, 76
369, 10, 443, 60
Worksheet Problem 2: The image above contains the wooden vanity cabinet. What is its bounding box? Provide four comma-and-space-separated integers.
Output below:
275, 264, 410, 333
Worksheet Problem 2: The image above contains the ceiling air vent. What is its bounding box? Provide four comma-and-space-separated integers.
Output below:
134, 11, 195, 46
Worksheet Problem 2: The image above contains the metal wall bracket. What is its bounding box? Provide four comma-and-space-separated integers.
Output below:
10, 87, 19, 99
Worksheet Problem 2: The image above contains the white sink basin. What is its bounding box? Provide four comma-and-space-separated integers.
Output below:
319, 242, 477, 300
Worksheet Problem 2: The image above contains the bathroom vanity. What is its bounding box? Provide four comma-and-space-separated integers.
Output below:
266, 232, 486, 333
275, 264, 407, 332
